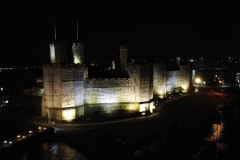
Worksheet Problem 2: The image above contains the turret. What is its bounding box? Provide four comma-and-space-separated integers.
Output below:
49, 22, 67, 64
50, 41, 67, 64
72, 21, 84, 64
72, 42, 84, 64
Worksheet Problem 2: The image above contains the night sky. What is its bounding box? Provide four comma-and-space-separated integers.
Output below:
1, 1, 240, 67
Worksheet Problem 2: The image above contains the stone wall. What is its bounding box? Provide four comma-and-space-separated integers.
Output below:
42, 64, 86, 120
140, 65, 153, 102
42, 62, 191, 121
84, 102, 140, 117
165, 65, 191, 93
84, 78, 138, 104
153, 63, 167, 97
83, 63, 153, 114
166, 70, 179, 93
179, 65, 191, 91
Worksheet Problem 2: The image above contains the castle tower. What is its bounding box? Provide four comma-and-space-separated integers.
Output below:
72, 21, 84, 64
72, 43, 84, 64
50, 41, 67, 63
49, 22, 67, 63
119, 45, 128, 74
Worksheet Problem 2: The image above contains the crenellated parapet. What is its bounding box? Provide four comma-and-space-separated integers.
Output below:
72, 43, 84, 47
50, 41, 67, 46
119, 45, 128, 50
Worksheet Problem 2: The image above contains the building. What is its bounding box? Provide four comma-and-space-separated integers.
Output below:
42, 41, 192, 121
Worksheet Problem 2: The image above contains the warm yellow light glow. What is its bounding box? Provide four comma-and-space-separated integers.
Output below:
150, 103, 155, 113
219, 80, 222, 84
157, 87, 165, 97
62, 109, 76, 121
181, 84, 188, 92
17, 135, 21, 138
140, 104, 146, 112
38, 126, 42, 129
195, 78, 201, 84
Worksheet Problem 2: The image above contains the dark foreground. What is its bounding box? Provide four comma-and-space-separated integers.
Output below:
0, 88, 240, 160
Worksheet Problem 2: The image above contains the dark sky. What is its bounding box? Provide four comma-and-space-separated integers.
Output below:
1, 1, 240, 67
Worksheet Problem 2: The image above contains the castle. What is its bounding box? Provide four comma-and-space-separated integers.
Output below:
41, 40, 192, 121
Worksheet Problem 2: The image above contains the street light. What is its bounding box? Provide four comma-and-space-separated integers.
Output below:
195, 78, 201, 84
195, 78, 201, 89
219, 80, 222, 85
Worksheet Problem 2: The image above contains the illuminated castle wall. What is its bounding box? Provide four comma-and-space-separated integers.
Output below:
42, 63, 88, 120
42, 42, 191, 121
81, 43, 154, 116
165, 67, 191, 93
153, 63, 167, 97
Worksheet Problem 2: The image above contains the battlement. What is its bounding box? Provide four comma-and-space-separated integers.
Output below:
119, 45, 128, 50
72, 43, 84, 47
50, 41, 67, 46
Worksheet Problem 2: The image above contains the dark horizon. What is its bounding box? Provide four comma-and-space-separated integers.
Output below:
1, 1, 240, 67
